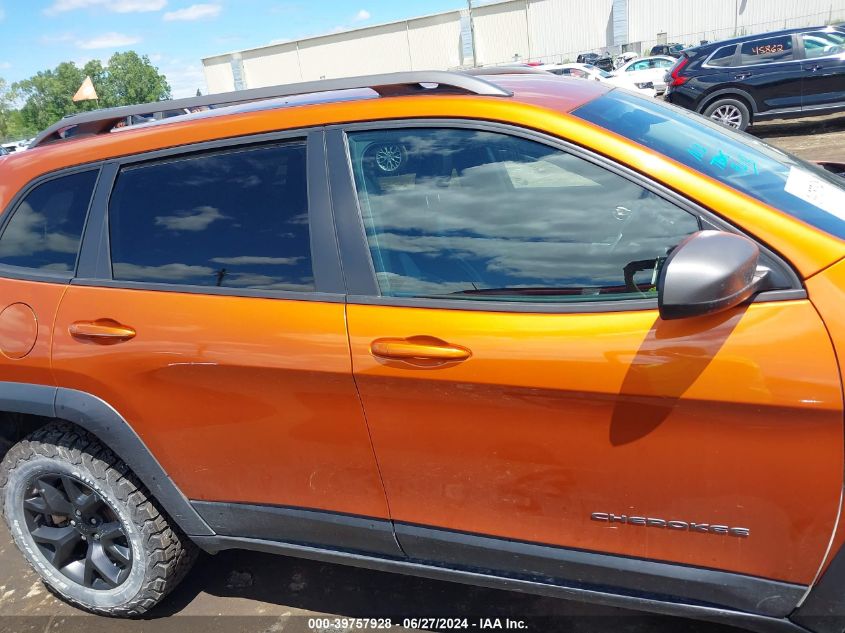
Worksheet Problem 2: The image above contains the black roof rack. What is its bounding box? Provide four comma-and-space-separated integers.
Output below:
465, 66, 551, 76
30, 70, 512, 149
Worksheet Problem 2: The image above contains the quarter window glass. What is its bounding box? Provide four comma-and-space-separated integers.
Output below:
0, 170, 97, 272
707, 45, 737, 67
739, 36, 793, 65
109, 143, 314, 291
802, 31, 845, 59
347, 129, 699, 302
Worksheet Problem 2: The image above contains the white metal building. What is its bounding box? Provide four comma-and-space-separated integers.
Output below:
202, 0, 845, 94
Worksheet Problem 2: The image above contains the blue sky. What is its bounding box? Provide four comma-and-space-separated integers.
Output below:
0, 1, 467, 97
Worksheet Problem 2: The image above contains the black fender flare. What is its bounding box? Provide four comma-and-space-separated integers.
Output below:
698, 88, 758, 115
0, 382, 213, 536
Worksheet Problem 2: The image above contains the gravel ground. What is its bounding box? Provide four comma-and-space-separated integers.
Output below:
2, 113, 844, 633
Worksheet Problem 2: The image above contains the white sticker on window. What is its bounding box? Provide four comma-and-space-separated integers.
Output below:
785, 167, 845, 220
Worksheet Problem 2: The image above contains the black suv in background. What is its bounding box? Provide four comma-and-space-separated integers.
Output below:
665, 26, 845, 130
649, 43, 685, 57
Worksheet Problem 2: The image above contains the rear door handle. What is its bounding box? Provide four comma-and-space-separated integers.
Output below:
370, 336, 471, 362
69, 319, 136, 343
734, 72, 752, 80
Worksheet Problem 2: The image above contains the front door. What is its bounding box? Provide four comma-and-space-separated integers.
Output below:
333, 124, 843, 591
800, 30, 845, 109
51, 134, 395, 551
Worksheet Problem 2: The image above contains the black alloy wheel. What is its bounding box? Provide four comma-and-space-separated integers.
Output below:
23, 473, 132, 589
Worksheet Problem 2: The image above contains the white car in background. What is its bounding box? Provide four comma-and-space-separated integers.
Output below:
535, 63, 657, 98
608, 55, 676, 94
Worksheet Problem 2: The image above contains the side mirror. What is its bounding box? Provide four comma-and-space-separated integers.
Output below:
658, 230, 768, 320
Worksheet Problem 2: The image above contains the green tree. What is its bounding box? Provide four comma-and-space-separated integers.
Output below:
13, 62, 97, 134
0, 78, 15, 141
97, 52, 170, 108
12, 52, 171, 134
0, 79, 37, 143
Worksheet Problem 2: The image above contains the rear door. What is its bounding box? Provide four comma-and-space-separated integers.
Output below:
329, 121, 843, 607
51, 131, 398, 554
799, 30, 845, 109
734, 33, 802, 112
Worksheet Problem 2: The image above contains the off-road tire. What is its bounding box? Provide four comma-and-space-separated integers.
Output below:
0, 421, 197, 616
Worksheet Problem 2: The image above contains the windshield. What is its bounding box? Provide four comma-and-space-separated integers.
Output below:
573, 89, 845, 239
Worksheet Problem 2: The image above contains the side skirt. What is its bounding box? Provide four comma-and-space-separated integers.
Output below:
190, 501, 805, 621
194, 534, 810, 633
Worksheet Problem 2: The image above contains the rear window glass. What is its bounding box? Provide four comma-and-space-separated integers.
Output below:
109, 143, 314, 291
573, 89, 845, 239
739, 35, 793, 65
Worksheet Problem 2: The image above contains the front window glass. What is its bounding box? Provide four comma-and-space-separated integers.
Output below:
801, 31, 845, 58
347, 128, 698, 302
574, 89, 845, 239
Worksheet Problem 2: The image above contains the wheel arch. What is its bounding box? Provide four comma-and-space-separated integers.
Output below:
0, 382, 213, 537
697, 88, 758, 117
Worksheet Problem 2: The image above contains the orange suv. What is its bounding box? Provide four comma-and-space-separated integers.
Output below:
1, 70, 845, 631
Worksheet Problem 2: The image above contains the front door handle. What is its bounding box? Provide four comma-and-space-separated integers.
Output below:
370, 336, 471, 362
69, 319, 136, 343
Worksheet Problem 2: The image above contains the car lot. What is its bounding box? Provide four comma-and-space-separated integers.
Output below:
1, 113, 843, 633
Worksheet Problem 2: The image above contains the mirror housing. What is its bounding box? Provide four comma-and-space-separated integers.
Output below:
658, 230, 767, 320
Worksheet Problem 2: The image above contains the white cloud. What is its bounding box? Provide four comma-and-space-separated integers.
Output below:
0, 62, 10, 70
155, 205, 225, 231
76, 32, 141, 49
157, 57, 206, 97
353, 8, 370, 21
163, 3, 221, 21
40, 33, 76, 45
45, 0, 166, 16
210, 256, 303, 266
0, 7, 5, 22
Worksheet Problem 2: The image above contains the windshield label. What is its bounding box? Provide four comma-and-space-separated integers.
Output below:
687, 143, 759, 175
785, 167, 845, 220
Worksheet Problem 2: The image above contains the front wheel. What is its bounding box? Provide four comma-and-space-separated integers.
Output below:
702, 98, 751, 131
0, 422, 197, 616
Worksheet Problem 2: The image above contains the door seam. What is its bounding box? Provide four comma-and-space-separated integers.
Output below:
343, 301, 408, 557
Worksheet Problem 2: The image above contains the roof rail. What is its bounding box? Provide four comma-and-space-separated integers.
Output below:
465, 66, 551, 76
30, 70, 512, 149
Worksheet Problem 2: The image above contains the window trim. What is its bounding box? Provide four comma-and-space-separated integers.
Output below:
74, 127, 346, 302
0, 163, 102, 284
326, 118, 803, 314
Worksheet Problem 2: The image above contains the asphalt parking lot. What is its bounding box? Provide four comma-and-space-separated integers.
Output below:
2, 113, 845, 633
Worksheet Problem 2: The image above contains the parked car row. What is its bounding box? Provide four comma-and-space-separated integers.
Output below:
1, 139, 32, 154
536, 56, 675, 97
535, 62, 658, 97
